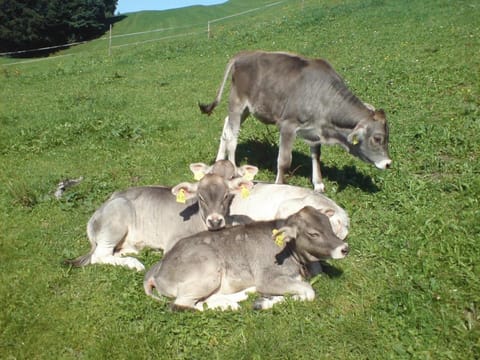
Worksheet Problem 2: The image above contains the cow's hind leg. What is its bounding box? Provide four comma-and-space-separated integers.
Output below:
89, 198, 144, 271
216, 116, 231, 162
216, 112, 243, 165
169, 248, 224, 311
310, 144, 325, 192
216, 95, 249, 164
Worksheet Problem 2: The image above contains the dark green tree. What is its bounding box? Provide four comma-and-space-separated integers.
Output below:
0, 0, 118, 56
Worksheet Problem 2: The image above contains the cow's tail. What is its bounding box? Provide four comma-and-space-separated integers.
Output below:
63, 218, 97, 267
198, 57, 236, 116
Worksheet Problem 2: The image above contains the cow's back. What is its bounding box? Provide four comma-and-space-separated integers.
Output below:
167, 221, 299, 289
114, 186, 207, 251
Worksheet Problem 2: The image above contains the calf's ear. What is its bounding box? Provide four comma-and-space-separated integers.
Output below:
273, 226, 297, 244
237, 164, 259, 181
374, 109, 386, 123
320, 208, 335, 218
348, 123, 366, 145
171, 182, 199, 201
189, 162, 210, 180
228, 178, 254, 192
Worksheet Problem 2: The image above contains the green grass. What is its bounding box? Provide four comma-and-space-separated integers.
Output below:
1, 0, 479, 358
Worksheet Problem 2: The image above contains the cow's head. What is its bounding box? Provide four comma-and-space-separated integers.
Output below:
189, 160, 259, 181
172, 174, 254, 230
348, 108, 392, 170
274, 206, 349, 263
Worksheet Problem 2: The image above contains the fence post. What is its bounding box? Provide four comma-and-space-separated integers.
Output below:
207, 21, 211, 39
108, 24, 112, 56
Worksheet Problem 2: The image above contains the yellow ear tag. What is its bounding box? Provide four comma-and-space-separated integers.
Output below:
272, 229, 285, 247
241, 185, 250, 199
243, 172, 254, 181
193, 171, 204, 181
352, 135, 359, 145
176, 188, 186, 204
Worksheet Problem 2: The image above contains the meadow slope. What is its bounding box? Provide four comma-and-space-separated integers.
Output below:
1, 0, 479, 358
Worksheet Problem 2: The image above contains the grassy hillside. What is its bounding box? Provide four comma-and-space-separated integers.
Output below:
1, 0, 479, 358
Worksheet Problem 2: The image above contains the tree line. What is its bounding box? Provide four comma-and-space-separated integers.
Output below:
0, 0, 118, 56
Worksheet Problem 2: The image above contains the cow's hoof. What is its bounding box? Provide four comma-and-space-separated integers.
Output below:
314, 183, 325, 192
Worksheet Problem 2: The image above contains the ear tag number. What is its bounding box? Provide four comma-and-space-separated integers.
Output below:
176, 189, 186, 204
272, 229, 285, 247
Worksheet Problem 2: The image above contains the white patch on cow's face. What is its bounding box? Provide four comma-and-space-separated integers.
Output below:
206, 213, 226, 230
330, 243, 349, 259
375, 158, 392, 170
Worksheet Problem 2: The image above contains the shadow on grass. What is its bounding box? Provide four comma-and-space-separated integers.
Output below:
236, 139, 379, 193
319, 261, 344, 278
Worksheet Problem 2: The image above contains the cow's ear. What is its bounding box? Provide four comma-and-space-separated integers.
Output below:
171, 182, 198, 203
374, 109, 386, 123
228, 178, 254, 192
189, 163, 210, 180
237, 164, 258, 181
320, 208, 335, 218
363, 102, 376, 112
348, 124, 366, 145
272, 226, 297, 245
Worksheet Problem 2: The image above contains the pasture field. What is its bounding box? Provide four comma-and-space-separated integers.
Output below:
1, 0, 479, 358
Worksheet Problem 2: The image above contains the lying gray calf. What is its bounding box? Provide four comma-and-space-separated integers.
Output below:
144, 206, 349, 311
64, 173, 253, 271
191, 161, 349, 240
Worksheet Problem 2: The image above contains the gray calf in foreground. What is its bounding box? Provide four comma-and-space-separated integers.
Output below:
64, 173, 253, 271
199, 50, 392, 192
144, 206, 349, 311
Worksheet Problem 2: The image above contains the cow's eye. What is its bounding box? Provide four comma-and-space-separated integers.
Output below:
308, 231, 320, 238
372, 135, 383, 145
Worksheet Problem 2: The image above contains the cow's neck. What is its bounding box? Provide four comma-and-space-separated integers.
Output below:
284, 242, 310, 278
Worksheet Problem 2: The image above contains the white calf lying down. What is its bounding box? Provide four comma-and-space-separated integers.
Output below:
144, 206, 349, 311
64, 173, 253, 271
191, 162, 349, 240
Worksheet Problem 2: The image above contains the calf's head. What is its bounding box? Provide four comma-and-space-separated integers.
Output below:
348, 108, 392, 170
172, 174, 253, 230
275, 206, 349, 263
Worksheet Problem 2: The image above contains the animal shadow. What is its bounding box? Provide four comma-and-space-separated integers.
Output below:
318, 261, 344, 278
236, 139, 379, 193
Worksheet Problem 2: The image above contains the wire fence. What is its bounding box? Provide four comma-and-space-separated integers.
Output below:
1, 0, 296, 66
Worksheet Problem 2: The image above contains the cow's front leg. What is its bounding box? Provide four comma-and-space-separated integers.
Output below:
275, 126, 296, 184
310, 144, 325, 192
255, 276, 315, 310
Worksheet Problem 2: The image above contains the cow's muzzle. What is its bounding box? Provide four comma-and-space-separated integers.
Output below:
375, 159, 392, 170
206, 214, 226, 230
331, 244, 349, 259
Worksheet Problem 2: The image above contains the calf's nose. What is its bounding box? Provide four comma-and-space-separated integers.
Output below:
331, 243, 349, 259
207, 215, 225, 230
375, 159, 392, 170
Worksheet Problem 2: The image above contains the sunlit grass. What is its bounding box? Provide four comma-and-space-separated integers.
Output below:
1, 0, 479, 358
